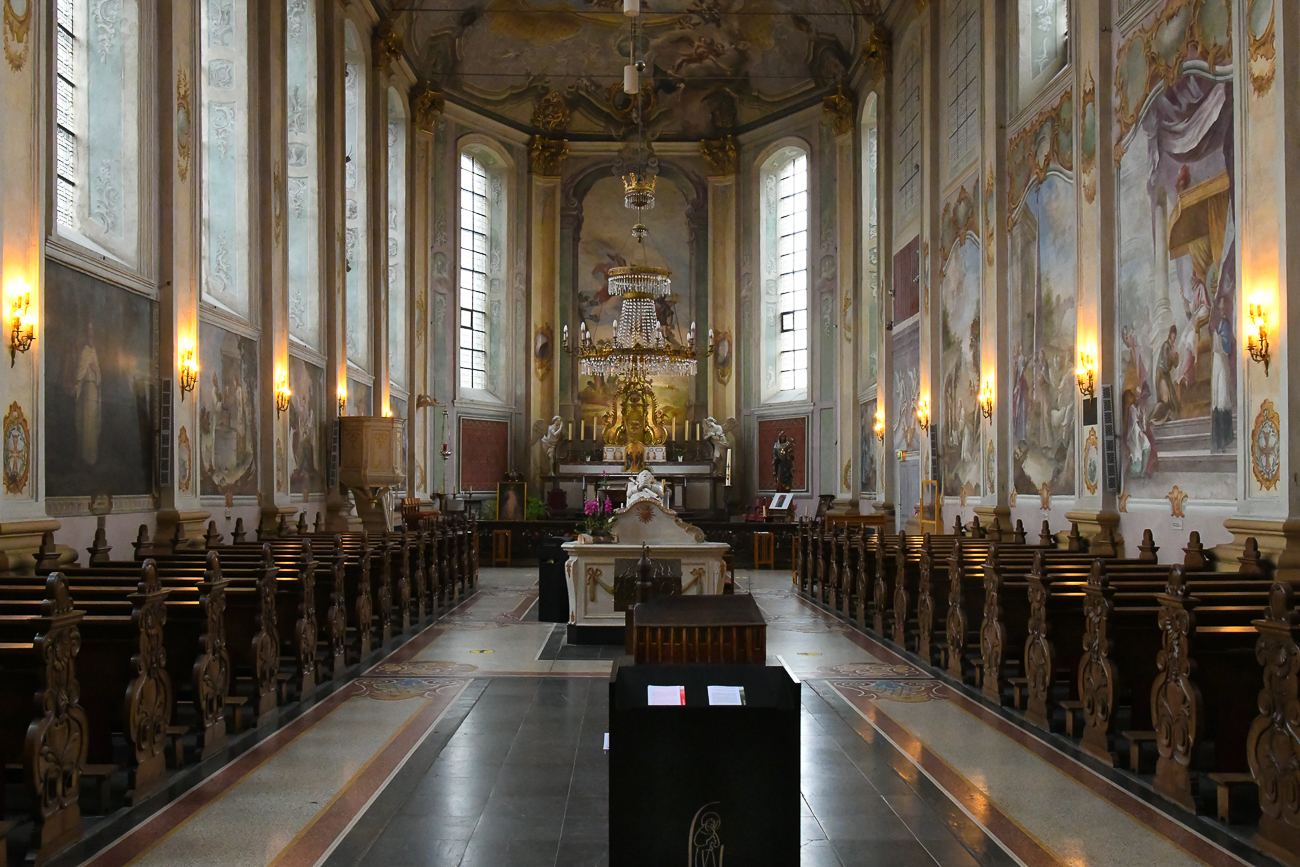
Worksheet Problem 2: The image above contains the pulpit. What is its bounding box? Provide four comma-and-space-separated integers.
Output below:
338, 416, 405, 534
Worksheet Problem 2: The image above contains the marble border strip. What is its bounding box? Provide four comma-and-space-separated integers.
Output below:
799, 598, 1255, 867
825, 681, 1066, 867
268, 680, 471, 867
80, 686, 361, 867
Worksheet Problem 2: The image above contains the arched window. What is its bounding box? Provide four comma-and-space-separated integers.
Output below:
343, 20, 369, 368
287, 0, 321, 349
457, 150, 490, 391
943, 0, 980, 174
53, 0, 143, 267
387, 89, 407, 388
759, 146, 810, 402
860, 94, 880, 388
1017, 0, 1069, 108
200, 0, 252, 319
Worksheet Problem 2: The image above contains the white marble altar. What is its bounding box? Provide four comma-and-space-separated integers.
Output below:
562, 498, 730, 636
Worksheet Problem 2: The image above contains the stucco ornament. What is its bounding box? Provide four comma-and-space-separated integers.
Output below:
4, 0, 31, 71
3, 401, 31, 495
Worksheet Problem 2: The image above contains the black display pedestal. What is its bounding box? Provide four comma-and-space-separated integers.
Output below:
537, 536, 569, 623
608, 662, 800, 866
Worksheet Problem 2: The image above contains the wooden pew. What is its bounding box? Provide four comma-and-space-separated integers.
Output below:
1247, 579, 1300, 857
0, 574, 89, 865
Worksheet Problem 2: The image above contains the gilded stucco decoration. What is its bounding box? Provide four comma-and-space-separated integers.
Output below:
861, 20, 891, 79
937, 186, 978, 273
372, 19, 403, 76
985, 441, 995, 496
272, 163, 284, 246
529, 136, 569, 177
1165, 484, 1188, 518
176, 67, 193, 181
983, 168, 995, 266
700, 137, 738, 177
410, 81, 445, 134
177, 427, 192, 493
1079, 69, 1097, 204
822, 83, 855, 137
713, 329, 733, 386
1250, 399, 1281, 492
531, 92, 571, 133
842, 460, 851, 492
3, 401, 30, 495
1247, 0, 1275, 96
1113, 0, 1234, 162
3, 0, 31, 71
1006, 88, 1073, 232
534, 323, 553, 382
1083, 428, 1099, 495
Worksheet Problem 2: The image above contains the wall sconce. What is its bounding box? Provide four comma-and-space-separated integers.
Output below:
1247, 303, 1271, 375
979, 379, 994, 420
415, 394, 437, 409
337, 386, 347, 416
8, 286, 35, 367
1075, 349, 1096, 399
873, 408, 885, 442
178, 341, 199, 400
275, 370, 291, 417
915, 396, 931, 431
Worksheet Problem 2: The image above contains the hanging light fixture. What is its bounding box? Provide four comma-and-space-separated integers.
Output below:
562, 3, 709, 384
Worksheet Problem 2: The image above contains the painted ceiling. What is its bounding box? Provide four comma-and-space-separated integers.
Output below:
389, 0, 871, 140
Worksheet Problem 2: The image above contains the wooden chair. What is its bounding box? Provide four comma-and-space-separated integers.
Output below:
754, 531, 775, 569
492, 529, 511, 567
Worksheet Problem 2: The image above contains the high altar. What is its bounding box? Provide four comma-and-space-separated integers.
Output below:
562, 487, 730, 642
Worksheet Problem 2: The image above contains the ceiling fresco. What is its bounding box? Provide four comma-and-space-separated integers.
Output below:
390, 0, 871, 140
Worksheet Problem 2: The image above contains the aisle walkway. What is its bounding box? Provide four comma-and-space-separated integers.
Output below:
73, 568, 1272, 867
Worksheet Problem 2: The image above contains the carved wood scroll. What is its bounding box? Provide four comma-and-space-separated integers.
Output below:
1247, 582, 1300, 857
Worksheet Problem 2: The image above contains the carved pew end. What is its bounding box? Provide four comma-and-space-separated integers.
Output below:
1206, 773, 1258, 825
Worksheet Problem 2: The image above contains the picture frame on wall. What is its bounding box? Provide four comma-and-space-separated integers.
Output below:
497, 481, 526, 522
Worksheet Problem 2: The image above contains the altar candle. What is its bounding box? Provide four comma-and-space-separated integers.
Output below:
726, 448, 732, 472
581, 418, 585, 440
567, 422, 573, 439
696, 422, 701, 441
671, 418, 676, 440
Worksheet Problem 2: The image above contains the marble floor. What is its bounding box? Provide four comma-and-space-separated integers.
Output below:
65, 567, 1281, 867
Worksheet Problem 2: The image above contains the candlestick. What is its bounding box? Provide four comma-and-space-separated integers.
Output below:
567, 422, 573, 440
580, 418, 585, 440
671, 418, 676, 441
695, 422, 701, 441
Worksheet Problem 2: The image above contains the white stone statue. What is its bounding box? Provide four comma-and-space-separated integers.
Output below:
702, 416, 738, 471
540, 415, 565, 473
625, 469, 666, 508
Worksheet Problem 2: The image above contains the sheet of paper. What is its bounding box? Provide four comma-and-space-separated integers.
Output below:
707, 685, 746, 706
647, 685, 686, 706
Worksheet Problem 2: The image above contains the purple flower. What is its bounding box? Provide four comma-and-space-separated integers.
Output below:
604, 500, 613, 514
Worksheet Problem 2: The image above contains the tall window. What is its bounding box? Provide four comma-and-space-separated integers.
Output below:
895, 33, 922, 219
775, 156, 809, 393
458, 152, 489, 390
759, 145, 809, 402
1017, 0, 1069, 108
387, 89, 408, 388
201, 0, 252, 319
286, 0, 321, 349
944, 0, 981, 173
52, 0, 142, 266
343, 21, 369, 367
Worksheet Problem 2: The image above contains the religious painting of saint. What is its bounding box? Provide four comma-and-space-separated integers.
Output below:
289, 356, 326, 495
496, 481, 526, 522
199, 321, 259, 497
45, 262, 155, 498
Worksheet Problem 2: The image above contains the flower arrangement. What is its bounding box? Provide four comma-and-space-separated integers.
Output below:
580, 497, 615, 537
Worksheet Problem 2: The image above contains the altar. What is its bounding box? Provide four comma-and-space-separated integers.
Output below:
562, 496, 730, 643
552, 461, 722, 515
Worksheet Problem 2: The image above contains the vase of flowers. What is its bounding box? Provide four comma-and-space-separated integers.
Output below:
579, 498, 616, 543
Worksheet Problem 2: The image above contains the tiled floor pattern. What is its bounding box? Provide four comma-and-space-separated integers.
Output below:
76, 566, 1268, 867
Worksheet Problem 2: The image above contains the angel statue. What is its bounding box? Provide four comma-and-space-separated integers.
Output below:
702, 416, 739, 472
539, 415, 565, 475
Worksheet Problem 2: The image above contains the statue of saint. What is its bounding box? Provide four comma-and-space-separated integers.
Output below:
772, 430, 795, 492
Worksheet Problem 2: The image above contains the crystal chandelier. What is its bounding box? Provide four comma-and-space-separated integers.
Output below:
561, 0, 713, 383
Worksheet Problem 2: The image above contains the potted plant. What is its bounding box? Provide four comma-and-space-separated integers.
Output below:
579, 498, 615, 543
674, 446, 685, 463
